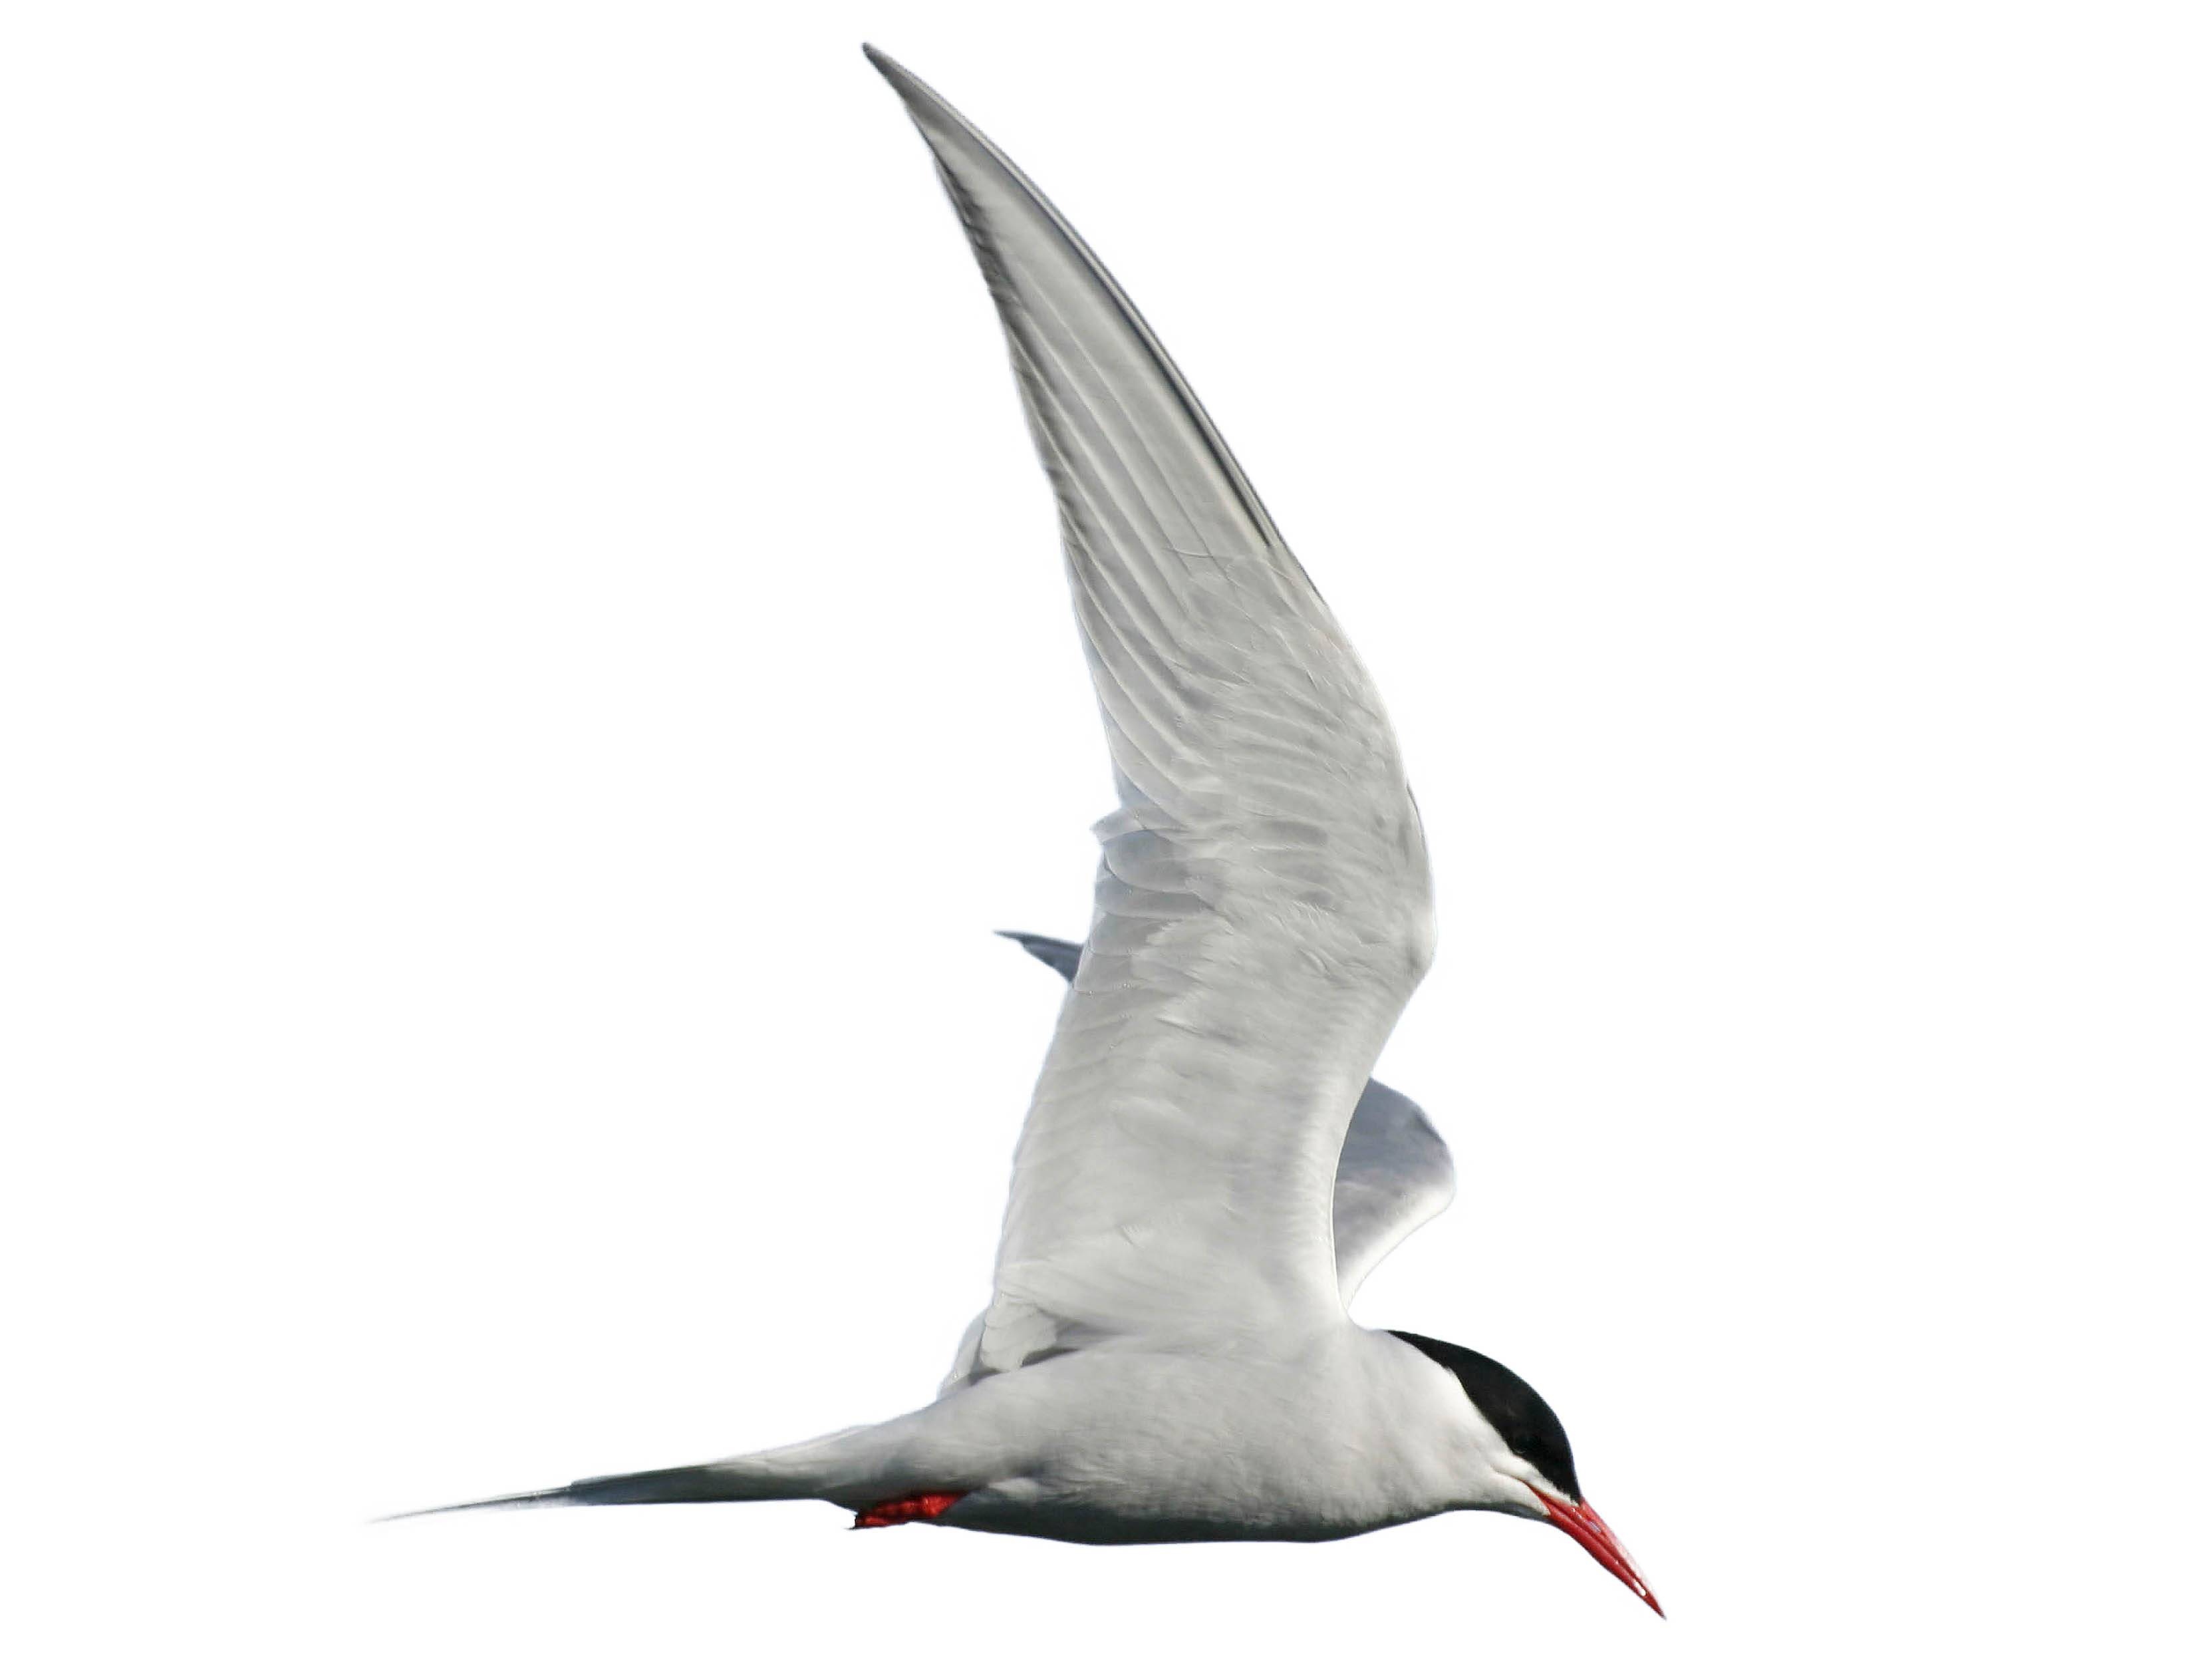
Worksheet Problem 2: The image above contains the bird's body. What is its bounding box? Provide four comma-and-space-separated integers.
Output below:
660, 1332, 1477, 1547
398, 45, 1661, 1618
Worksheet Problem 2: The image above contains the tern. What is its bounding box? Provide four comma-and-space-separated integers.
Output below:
396, 47, 1660, 1618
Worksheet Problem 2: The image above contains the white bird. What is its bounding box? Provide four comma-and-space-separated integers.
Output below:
397, 46, 1659, 1618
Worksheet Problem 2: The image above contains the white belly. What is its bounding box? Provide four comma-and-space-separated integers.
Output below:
875, 1329, 1468, 1544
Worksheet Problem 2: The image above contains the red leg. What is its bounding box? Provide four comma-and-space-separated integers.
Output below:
851, 1490, 969, 1529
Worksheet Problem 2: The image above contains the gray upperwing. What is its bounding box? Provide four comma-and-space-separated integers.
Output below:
996, 932, 1454, 1300
943, 931, 1457, 1390
1326, 1078, 1456, 1300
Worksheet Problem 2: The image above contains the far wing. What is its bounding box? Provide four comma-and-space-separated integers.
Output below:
871, 49, 1435, 1381
1329, 1080, 1455, 1302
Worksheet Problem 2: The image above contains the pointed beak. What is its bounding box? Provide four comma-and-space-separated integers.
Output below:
1535, 1491, 1663, 1617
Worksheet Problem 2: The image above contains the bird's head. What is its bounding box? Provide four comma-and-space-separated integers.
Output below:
1391, 1329, 1661, 1617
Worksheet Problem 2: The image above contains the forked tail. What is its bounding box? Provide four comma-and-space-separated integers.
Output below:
378, 1461, 785, 1521
379, 1422, 932, 1523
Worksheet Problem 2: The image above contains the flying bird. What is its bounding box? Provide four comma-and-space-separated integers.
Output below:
396, 46, 1659, 1618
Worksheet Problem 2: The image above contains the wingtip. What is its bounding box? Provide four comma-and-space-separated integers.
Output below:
859, 43, 915, 93
859, 43, 961, 130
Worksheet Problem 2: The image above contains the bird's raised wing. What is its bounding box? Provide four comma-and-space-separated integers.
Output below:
870, 49, 1433, 1379
995, 933, 1455, 1306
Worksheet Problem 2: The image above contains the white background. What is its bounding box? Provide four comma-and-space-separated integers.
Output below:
4, 3, 2207, 1654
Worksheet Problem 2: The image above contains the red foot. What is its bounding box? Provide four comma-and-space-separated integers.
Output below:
852, 1491, 968, 1529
